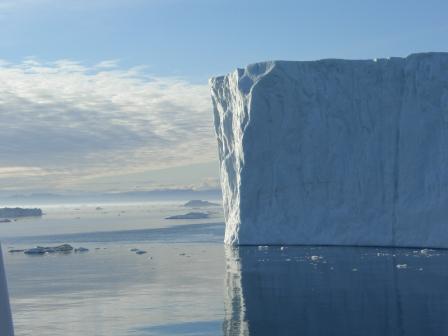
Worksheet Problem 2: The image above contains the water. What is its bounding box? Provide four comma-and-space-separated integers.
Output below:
2, 203, 448, 335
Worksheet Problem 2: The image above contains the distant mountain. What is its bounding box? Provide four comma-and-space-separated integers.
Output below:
0, 188, 222, 205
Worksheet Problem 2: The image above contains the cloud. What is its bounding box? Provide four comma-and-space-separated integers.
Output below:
95, 60, 120, 69
0, 58, 216, 191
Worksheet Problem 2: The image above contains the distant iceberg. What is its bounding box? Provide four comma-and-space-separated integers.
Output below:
211, 52, 448, 247
165, 212, 209, 220
183, 200, 219, 207
0, 207, 42, 219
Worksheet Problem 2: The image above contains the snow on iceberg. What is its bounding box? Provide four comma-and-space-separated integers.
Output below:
210, 52, 448, 247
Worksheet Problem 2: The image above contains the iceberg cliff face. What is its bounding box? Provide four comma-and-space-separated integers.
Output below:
210, 52, 448, 247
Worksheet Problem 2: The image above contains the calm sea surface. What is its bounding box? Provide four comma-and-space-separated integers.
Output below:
2, 202, 448, 336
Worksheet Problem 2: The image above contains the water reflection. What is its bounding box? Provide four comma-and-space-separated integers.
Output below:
224, 246, 448, 336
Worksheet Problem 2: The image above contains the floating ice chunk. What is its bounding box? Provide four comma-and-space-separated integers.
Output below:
396, 264, 408, 269
136, 250, 147, 255
420, 249, 431, 255
74, 247, 89, 253
310, 256, 321, 261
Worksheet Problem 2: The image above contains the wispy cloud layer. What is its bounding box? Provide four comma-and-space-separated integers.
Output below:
0, 59, 216, 191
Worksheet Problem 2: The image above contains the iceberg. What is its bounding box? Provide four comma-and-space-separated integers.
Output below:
210, 52, 448, 247
0, 207, 42, 219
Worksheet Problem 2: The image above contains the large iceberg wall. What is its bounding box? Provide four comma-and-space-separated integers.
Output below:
210, 52, 448, 247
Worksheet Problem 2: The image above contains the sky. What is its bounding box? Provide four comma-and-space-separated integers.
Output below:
1, 0, 447, 195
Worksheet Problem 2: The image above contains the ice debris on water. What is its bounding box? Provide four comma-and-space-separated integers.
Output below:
396, 264, 408, 269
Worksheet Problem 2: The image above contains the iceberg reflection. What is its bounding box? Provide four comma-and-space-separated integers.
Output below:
224, 246, 448, 336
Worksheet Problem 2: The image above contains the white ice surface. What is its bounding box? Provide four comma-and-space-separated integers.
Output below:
210, 52, 448, 247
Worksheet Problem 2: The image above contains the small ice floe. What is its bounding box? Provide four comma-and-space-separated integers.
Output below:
280, 246, 285, 251
420, 249, 436, 256
310, 256, 321, 262
74, 247, 89, 253
396, 264, 408, 269
257, 246, 269, 251
418, 268, 424, 271
136, 250, 147, 255
377, 252, 388, 257
129, 248, 139, 252
352, 268, 358, 272
285, 258, 291, 262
